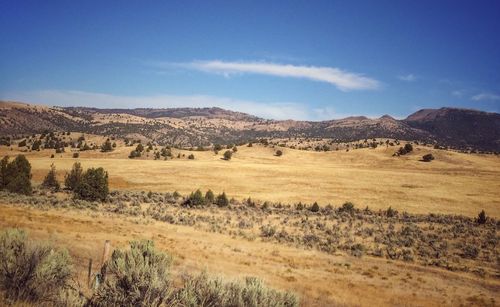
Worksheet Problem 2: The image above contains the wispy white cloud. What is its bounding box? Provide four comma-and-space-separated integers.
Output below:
160, 60, 380, 91
2, 90, 345, 121
398, 74, 417, 82
451, 90, 465, 98
471, 92, 500, 101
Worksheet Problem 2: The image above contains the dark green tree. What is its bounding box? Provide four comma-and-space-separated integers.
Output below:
310, 202, 320, 212
65, 162, 83, 191
101, 139, 113, 152
74, 167, 109, 201
42, 163, 60, 191
185, 189, 205, 206
216, 192, 229, 207
205, 189, 215, 204
477, 210, 487, 224
223, 150, 232, 160
2, 155, 32, 195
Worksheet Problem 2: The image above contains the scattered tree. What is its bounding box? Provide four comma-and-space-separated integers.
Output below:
205, 189, 215, 204
74, 167, 109, 201
65, 162, 83, 191
275, 150, 283, 157
100, 139, 113, 152
477, 210, 487, 224
310, 202, 320, 212
216, 192, 229, 207
41, 163, 60, 191
185, 189, 205, 206
223, 150, 232, 160
0, 155, 32, 195
422, 153, 434, 162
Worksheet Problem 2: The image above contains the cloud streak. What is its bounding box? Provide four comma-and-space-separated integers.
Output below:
471, 92, 500, 102
166, 60, 380, 91
2, 90, 346, 121
398, 74, 417, 82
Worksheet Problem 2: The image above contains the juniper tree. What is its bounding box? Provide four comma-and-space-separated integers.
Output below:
64, 162, 83, 191
42, 163, 60, 191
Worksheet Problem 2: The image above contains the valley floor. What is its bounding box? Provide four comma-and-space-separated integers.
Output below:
0, 204, 498, 307
1, 142, 499, 217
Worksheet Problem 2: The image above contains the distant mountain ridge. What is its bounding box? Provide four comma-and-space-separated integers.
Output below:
1, 101, 499, 151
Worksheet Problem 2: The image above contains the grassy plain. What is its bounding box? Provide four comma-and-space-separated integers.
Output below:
0, 204, 498, 307
1, 140, 498, 217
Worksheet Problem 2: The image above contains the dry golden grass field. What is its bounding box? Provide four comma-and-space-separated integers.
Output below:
1, 138, 499, 306
0, 204, 498, 307
1, 138, 498, 217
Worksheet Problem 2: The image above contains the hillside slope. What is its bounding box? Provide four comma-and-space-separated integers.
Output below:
1, 101, 499, 151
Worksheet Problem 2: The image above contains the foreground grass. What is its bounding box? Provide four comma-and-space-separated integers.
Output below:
0, 191, 498, 306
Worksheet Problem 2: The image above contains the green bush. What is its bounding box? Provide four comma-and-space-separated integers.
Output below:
175, 272, 298, 307
42, 163, 60, 191
64, 162, 83, 191
339, 202, 355, 214
205, 189, 215, 204
74, 167, 109, 201
216, 192, 229, 207
0, 229, 73, 303
309, 202, 320, 212
477, 210, 487, 224
100, 139, 113, 152
129, 150, 141, 159
89, 240, 173, 307
422, 153, 434, 162
223, 150, 232, 160
185, 189, 205, 206
0, 155, 32, 195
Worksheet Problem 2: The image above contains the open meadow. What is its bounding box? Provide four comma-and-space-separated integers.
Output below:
1, 139, 498, 217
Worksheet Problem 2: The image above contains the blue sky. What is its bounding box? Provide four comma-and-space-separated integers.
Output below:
1, 1, 499, 120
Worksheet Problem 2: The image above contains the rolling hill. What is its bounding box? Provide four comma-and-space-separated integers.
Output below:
1, 101, 499, 151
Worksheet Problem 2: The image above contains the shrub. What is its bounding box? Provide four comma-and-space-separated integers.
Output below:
100, 139, 113, 152
129, 150, 141, 159
422, 153, 434, 162
18, 139, 27, 147
42, 163, 60, 191
205, 189, 215, 204
73, 152, 79, 158
1, 155, 32, 195
386, 206, 398, 218
339, 202, 355, 214
136, 143, 144, 152
275, 150, 283, 157
74, 167, 109, 201
174, 272, 298, 307
214, 144, 223, 152
185, 189, 205, 207
188, 154, 195, 160
216, 192, 229, 207
477, 210, 487, 224
260, 224, 277, 237
404, 143, 413, 153
310, 202, 320, 212
223, 150, 232, 160
88, 240, 173, 306
65, 162, 83, 191
350, 243, 365, 257
0, 229, 72, 303
232, 146, 238, 152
